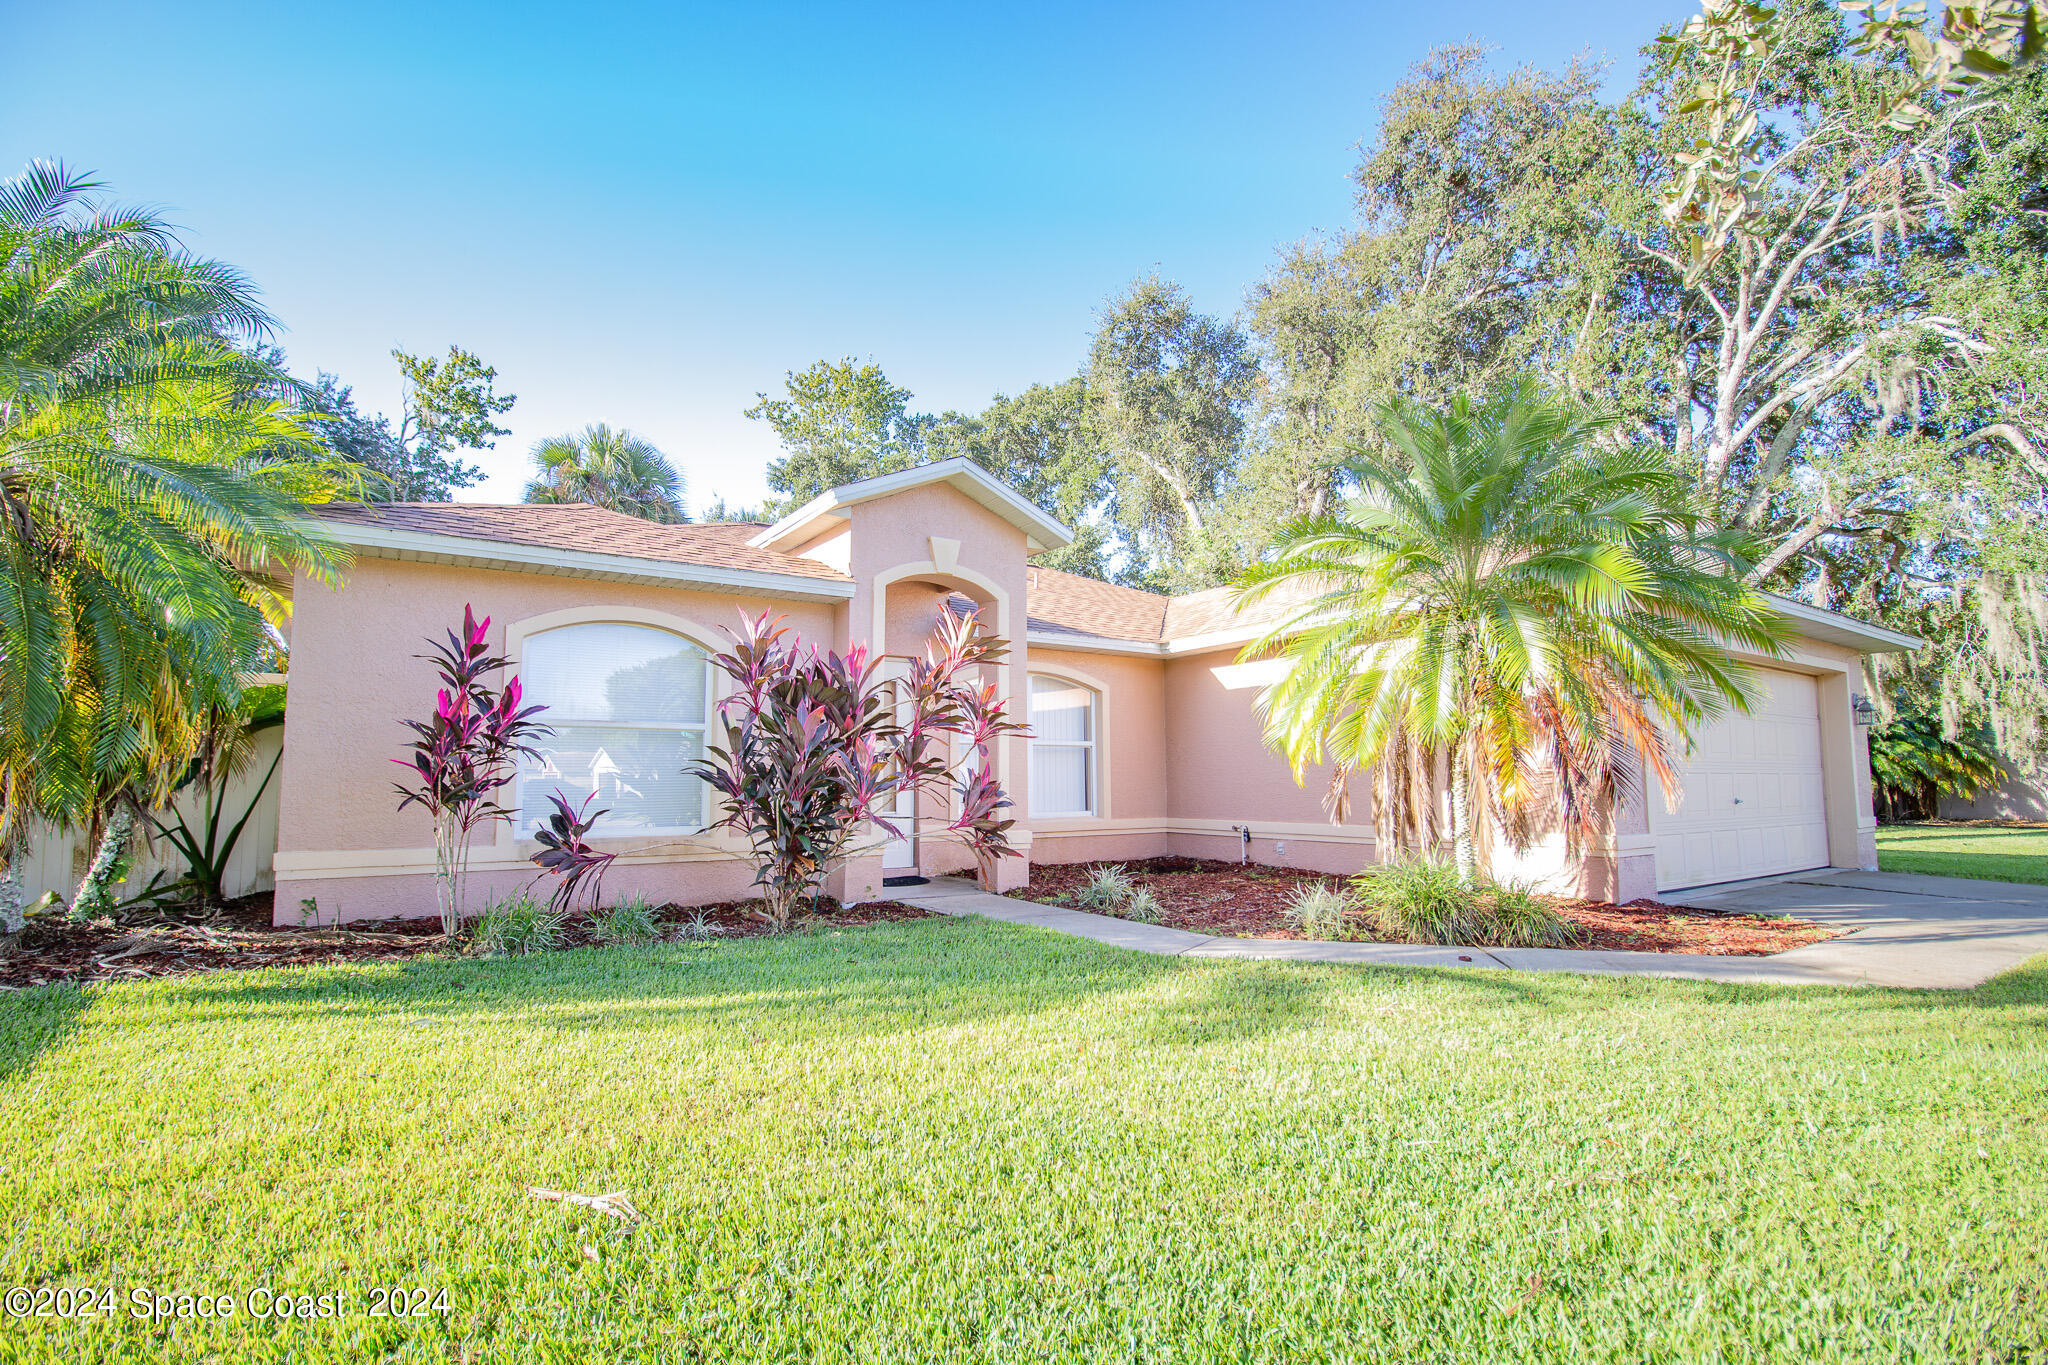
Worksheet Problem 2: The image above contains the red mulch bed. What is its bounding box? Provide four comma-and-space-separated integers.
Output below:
0, 894, 934, 991
1019, 858, 1841, 957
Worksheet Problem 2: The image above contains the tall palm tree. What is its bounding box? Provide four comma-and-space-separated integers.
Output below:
1234, 384, 1788, 877
524, 424, 686, 522
0, 161, 350, 924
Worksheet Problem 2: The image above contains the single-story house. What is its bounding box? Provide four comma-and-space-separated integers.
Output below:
272, 457, 1919, 924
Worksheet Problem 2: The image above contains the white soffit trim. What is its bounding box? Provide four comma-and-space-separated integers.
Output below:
750, 457, 1075, 555
1025, 629, 1164, 657
1023, 625, 1269, 658
1764, 593, 1920, 654
322, 521, 856, 603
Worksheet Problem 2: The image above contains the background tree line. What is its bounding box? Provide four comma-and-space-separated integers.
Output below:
745, 0, 2047, 771
207, 0, 2048, 774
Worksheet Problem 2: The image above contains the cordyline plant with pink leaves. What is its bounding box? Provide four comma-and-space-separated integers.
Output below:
393, 606, 551, 936
688, 609, 1029, 930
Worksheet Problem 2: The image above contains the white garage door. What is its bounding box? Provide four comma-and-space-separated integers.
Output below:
1648, 669, 1830, 890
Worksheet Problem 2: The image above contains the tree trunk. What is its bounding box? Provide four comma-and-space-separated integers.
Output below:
0, 856, 25, 949
71, 809, 134, 922
1448, 748, 1477, 883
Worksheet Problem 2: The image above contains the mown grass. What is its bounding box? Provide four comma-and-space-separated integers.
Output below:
2, 917, 2044, 1363
1876, 821, 2048, 885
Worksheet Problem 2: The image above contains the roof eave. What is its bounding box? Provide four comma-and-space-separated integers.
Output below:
1764, 594, 1921, 654
320, 520, 856, 603
1024, 628, 1164, 656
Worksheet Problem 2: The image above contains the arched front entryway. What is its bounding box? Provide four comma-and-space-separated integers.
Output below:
867, 547, 1017, 879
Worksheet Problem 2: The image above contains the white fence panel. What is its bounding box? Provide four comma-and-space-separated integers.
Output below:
11, 726, 285, 910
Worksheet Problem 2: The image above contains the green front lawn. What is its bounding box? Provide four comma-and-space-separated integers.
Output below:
3, 921, 2044, 1363
1875, 821, 2048, 885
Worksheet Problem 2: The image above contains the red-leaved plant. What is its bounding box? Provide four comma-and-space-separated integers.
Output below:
688, 609, 1029, 929
528, 790, 618, 916
393, 605, 551, 936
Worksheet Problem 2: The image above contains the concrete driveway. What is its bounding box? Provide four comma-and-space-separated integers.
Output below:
1666, 869, 2048, 989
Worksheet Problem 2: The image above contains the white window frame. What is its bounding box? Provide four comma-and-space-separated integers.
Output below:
514, 623, 717, 838
1028, 672, 1099, 819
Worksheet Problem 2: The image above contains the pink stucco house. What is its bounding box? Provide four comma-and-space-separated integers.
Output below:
271, 458, 1917, 924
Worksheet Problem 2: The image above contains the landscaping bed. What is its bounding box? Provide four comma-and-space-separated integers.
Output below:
0, 895, 934, 990
1020, 857, 1841, 956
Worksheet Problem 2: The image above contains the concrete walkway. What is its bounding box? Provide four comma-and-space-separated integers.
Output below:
887, 868, 2048, 989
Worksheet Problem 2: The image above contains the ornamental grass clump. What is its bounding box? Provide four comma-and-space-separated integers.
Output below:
587, 895, 663, 948
472, 891, 563, 957
1355, 856, 1483, 945
1481, 879, 1579, 948
1075, 864, 1136, 910
1358, 857, 1580, 947
1122, 887, 1163, 924
1284, 881, 1355, 940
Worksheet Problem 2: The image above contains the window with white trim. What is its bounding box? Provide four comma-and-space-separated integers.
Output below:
1029, 674, 1097, 818
516, 623, 714, 835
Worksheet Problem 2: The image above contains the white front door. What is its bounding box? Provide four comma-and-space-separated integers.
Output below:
1648, 668, 1829, 890
880, 665, 916, 871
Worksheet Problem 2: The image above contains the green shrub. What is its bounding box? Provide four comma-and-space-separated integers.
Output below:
1480, 879, 1578, 948
1355, 857, 1482, 944
1284, 882, 1354, 940
588, 895, 663, 947
1074, 864, 1136, 909
1122, 887, 1163, 923
473, 892, 564, 957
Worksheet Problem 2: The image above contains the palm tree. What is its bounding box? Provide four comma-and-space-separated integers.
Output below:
524, 424, 686, 522
0, 161, 350, 925
1867, 711, 2006, 822
1234, 384, 1788, 878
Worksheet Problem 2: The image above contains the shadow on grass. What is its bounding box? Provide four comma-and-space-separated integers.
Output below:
121, 917, 1193, 1043
10, 919, 2045, 1075
0, 981, 97, 1085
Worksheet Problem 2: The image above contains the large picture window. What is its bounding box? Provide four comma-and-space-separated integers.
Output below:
516, 623, 713, 835
1029, 674, 1097, 818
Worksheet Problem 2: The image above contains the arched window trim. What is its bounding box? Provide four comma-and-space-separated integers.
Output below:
511, 619, 717, 837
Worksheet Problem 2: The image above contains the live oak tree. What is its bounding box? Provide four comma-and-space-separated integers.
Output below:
384, 345, 516, 500
1087, 277, 1260, 589
1246, 46, 1627, 528
1641, 0, 2047, 759
283, 346, 516, 501
920, 378, 1114, 578
1242, 1, 2047, 764
747, 361, 1115, 575
745, 358, 923, 511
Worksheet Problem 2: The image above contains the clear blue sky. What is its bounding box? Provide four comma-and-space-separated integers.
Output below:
6, 0, 1695, 510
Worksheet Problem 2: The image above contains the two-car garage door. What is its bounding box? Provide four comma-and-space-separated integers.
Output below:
1648, 669, 1831, 891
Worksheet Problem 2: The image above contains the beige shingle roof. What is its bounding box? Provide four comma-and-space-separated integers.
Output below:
1025, 567, 1312, 647
1025, 568, 1170, 643
320, 504, 1306, 644
319, 503, 852, 582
